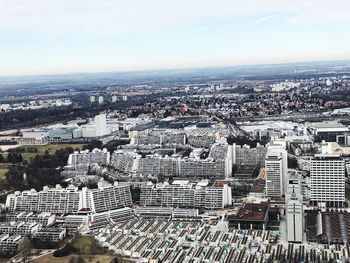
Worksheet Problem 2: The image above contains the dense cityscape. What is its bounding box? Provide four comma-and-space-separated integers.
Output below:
0, 62, 349, 262
2, 0, 350, 262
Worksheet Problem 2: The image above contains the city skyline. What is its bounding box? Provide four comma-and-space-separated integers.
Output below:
1, 0, 350, 76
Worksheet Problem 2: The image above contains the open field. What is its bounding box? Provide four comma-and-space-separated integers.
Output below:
30, 235, 115, 263
1, 144, 85, 162
30, 253, 113, 263
0, 164, 8, 180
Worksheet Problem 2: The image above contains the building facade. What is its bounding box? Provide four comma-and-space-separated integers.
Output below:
310, 154, 345, 207
265, 145, 287, 197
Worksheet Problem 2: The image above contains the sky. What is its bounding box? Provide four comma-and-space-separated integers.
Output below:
1, 0, 350, 76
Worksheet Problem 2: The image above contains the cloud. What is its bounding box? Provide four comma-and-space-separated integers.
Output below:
0, 0, 349, 35
252, 14, 280, 25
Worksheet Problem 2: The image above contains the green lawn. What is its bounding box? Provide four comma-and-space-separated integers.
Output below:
3, 144, 85, 162
0, 167, 8, 180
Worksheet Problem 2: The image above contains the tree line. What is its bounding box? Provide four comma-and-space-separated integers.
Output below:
0, 153, 23, 163
1, 147, 74, 192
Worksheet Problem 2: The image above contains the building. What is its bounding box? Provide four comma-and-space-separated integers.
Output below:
286, 173, 304, 243
136, 143, 232, 179
310, 154, 345, 207
98, 96, 104, 104
89, 207, 134, 230
140, 180, 231, 209
86, 182, 132, 213
6, 181, 132, 214
286, 193, 303, 243
0, 234, 23, 256
0, 222, 40, 236
315, 211, 350, 244
95, 114, 108, 137
111, 150, 140, 174
34, 228, 66, 243
68, 148, 110, 166
227, 201, 269, 230
6, 212, 55, 226
79, 114, 110, 138
308, 121, 349, 142
90, 95, 96, 103
48, 127, 76, 141
234, 144, 267, 166
22, 129, 49, 140
265, 145, 287, 197
134, 206, 173, 218
6, 185, 81, 214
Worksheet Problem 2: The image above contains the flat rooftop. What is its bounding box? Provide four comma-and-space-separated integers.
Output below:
227, 202, 269, 222
234, 165, 257, 178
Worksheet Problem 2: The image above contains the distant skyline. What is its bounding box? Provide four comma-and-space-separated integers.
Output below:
1, 0, 350, 76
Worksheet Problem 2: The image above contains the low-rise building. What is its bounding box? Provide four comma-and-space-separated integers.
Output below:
34, 228, 66, 243
0, 234, 23, 256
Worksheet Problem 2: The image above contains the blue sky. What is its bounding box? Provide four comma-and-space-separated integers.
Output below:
1, 0, 350, 76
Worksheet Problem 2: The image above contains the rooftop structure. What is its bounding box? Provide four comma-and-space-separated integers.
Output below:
227, 201, 269, 230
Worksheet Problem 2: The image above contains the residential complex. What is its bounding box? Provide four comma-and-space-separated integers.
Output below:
68, 148, 110, 166
5, 182, 132, 214
140, 180, 232, 209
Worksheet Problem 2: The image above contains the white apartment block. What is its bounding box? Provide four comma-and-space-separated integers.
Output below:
136, 143, 232, 179
68, 148, 110, 166
138, 155, 179, 177
140, 180, 231, 209
286, 194, 304, 243
35, 228, 66, 243
265, 145, 287, 197
286, 173, 304, 243
85, 182, 132, 213
6, 182, 132, 214
310, 154, 345, 207
233, 144, 267, 166
6, 185, 81, 214
133, 130, 186, 146
0, 234, 23, 256
6, 212, 55, 226
0, 222, 40, 236
111, 150, 140, 174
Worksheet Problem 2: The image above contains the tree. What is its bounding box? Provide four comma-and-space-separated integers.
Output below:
0, 154, 4, 163
288, 156, 299, 169
102, 139, 130, 152
6, 152, 13, 163
18, 237, 31, 263
17, 153, 23, 163
82, 140, 103, 151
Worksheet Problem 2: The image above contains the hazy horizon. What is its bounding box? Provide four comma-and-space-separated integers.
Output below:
1, 59, 350, 79
1, 0, 350, 76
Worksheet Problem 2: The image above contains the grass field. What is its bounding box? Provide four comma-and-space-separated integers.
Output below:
30, 236, 114, 263
0, 165, 8, 180
30, 253, 113, 263
3, 144, 85, 162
